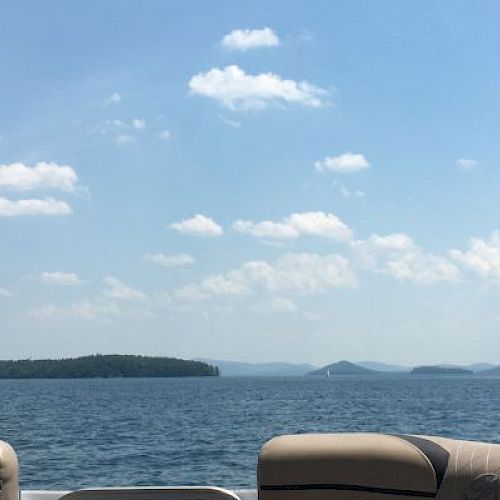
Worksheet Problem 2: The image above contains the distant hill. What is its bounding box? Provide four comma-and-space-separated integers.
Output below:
0, 355, 219, 379
195, 358, 316, 376
357, 361, 410, 372
461, 363, 496, 373
411, 365, 473, 376
308, 360, 377, 376
474, 365, 500, 376
433, 363, 495, 373
358, 361, 494, 373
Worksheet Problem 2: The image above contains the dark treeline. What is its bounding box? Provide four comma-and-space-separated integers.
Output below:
411, 366, 473, 376
0, 354, 219, 379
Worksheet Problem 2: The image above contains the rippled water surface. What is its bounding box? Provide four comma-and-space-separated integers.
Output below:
2, 375, 500, 490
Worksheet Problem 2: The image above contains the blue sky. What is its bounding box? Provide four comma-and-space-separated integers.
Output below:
1, 0, 500, 365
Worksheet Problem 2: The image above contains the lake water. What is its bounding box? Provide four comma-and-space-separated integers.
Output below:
2, 375, 500, 490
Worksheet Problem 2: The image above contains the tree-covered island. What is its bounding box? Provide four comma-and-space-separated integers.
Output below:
411, 365, 473, 376
0, 354, 219, 379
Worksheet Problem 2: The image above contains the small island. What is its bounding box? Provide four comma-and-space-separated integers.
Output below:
411, 365, 473, 376
308, 360, 377, 376
0, 354, 219, 379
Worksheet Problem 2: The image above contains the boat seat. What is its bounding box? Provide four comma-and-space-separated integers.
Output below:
0, 440, 19, 500
258, 433, 500, 499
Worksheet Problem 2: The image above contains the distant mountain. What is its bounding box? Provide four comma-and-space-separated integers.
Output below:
463, 363, 496, 373
194, 358, 316, 376
411, 365, 473, 376
308, 360, 377, 376
474, 365, 500, 376
357, 361, 410, 372
358, 361, 495, 373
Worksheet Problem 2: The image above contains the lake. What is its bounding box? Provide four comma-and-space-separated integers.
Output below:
1, 375, 500, 490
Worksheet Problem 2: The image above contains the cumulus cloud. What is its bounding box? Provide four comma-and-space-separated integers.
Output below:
456, 158, 479, 171
189, 65, 327, 111
384, 254, 459, 284
41, 271, 83, 286
144, 253, 195, 268
233, 211, 352, 242
450, 231, 500, 278
0, 287, 12, 298
0, 162, 78, 192
0, 197, 72, 217
104, 277, 147, 301
367, 233, 416, 251
357, 233, 460, 284
315, 153, 370, 173
170, 214, 223, 237
220, 27, 280, 50
176, 252, 355, 299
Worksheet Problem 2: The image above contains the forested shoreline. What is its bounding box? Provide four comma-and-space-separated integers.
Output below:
0, 354, 219, 379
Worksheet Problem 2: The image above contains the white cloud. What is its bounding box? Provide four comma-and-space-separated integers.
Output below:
357, 233, 460, 284
41, 271, 83, 286
72, 301, 121, 319
335, 182, 365, 199
219, 116, 242, 128
177, 252, 355, 299
33, 301, 121, 321
189, 65, 327, 111
114, 134, 135, 146
108, 119, 126, 128
158, 129, 171, 140
315, 153, 370, 173
0, 162, 78, 192
233, 219, 297, 239
450, 231, 500, 278
197, 273, 251, 296
105, 92, 122, 105
367, 233, 416, 251
251, 297, 298, 314
221, 27, 280, 51
174, 284, 209, 301
0, 287, 12, 298
132, 118, 146, 130
170, 214, 223, 237
384, 254, 459, 284
456, 158, 479, 171
0, 197, 72, 217
104, 276, 147, 301
144, 253, 195, 268
233, 211, 352, 242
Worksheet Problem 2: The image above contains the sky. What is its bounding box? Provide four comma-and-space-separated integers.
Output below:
1, 0, 500, 366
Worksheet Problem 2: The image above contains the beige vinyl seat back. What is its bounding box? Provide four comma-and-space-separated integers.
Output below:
0, 440, 19, 500
258, 433, 500, 500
